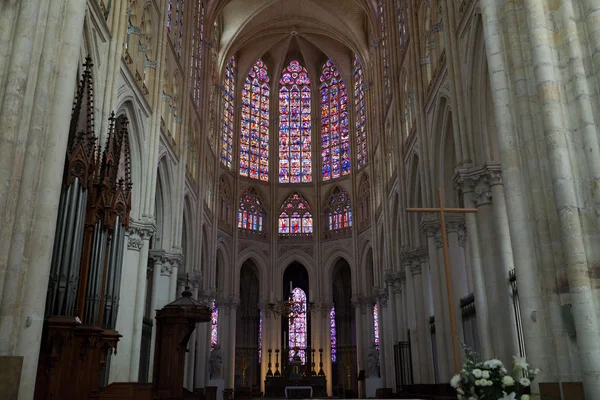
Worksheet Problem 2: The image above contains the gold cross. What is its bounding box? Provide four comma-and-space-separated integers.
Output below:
406, 188, 477, 373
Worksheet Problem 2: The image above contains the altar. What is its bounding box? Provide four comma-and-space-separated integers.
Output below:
264, 376, 326, 398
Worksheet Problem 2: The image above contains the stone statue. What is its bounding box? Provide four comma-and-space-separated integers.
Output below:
209, 344, 222, 379
367, 343, 380, 378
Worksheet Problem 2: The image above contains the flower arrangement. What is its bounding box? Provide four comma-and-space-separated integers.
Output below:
450, 346, 539, 400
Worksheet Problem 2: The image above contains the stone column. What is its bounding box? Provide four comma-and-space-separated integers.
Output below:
384, 271, 398, 343
411, 257, 430, 384
221, 297, 239, 389
109, 220, 153, 383
454, 170, 493, 360
375, 290, 392, 387
393, 276, 405, 342
446, 217, 468, 346
194, 291, 210, 388
421, 220, 450, 381
404, 256, 420, 383
417, 249, 434, 383
186, 277, 201, 389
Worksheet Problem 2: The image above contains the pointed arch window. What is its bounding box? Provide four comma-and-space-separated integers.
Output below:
320, 60, 350, 180
168, 0, 185, 57
378, 0, 391, 102
330, 306, 337, 363
221, 56, 235, 168
279, 61, 312, 183
240, 59, 270, 181
237, 188, 265, 232
324, 186, 352, 233
191, 1, 205, 106
289, 287, 308, 363
354, 57, 368, 169
279, 192, 313, 235
397, 0, 409, 57
373, 303, 380, 348
211, 299, 219, 350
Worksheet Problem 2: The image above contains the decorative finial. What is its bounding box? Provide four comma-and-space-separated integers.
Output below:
182, 273, 192, 297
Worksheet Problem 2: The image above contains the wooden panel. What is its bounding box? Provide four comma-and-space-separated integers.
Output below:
539, 382, 561, 400
562, 382, 585, 400
0, 356, 23, 400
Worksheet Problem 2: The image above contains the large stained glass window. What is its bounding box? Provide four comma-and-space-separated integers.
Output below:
279, 61, 312, 183
324, 186, 352, 232
258, 310, 263, 363
279, 192, 313, 235
221, 56, 235, 168
289, 287, 308, 363
373, 304, 380, 348
240, 59, 270, 181
397, 0, 408, 57
378, 0, 391, 101
237, 188, 265, 232
320, 60, 350, 180
354, 56, 368, 168
169, 0, 184, 57
330, 306, 337, 363
167, 0, 172, 33
191, 1, 205, 107
211, 300, 219, 350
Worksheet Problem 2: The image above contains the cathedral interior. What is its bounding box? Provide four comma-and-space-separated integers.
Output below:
1, 0, 600, 399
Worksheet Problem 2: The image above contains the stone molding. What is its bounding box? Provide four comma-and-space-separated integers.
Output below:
220, 296, 240, 315
126, 217, 156, 251
351, 295, 373, 314
410, 263, 422, 276
177, 271, 202, 290
373, 288, 388, 307
454, 162, 503, 206
148, 249, 184, 276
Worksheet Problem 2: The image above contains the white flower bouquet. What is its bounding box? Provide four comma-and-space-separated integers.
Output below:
450, 346, 539, 400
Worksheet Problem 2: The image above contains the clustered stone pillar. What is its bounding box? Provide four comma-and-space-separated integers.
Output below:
220, 296, 239, 389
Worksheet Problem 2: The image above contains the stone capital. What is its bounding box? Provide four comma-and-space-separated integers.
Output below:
373, 288, 388, 307
220, 296, 240, 315
416, 247, 429, 263
454, 162, 503, 204
420, 216, 440, 238
351, 295, 372, 314
410, 263, 422, 276
126, 217, 156, 251
445, 215, 466, 234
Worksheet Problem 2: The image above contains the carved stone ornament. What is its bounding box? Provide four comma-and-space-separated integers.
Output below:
410, 263, 422, 276
220, 296, 240, 315
127, 218, 156, 251
454, 162, 503, 202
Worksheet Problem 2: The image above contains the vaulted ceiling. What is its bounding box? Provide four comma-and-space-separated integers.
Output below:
207, 0, 378, 80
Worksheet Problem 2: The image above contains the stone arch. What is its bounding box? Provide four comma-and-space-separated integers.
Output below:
431, 95, 458, 206
278, 250, 315, 292
182, 195, 195, 273
235, 248, 269, 298
154, 155, 175, 249
115, 100, 145, 218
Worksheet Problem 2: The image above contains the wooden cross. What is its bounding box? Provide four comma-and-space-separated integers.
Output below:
406, 188, 477, 373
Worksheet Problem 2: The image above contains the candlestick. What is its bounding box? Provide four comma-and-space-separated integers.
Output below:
267, 349, 273, 377
275, 349, 280, 377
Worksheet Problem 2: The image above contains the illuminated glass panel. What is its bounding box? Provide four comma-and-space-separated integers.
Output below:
320, 60, 350, 180
258, 310, 263, 363
325, 187, 352, 231
373, 304, 380, 347
177, 0, 184, 57
192, 1, 205, 107
279, 61, 312, 183
289, 287, 308, 363
237, 188, 264, 232
240, 59, 270, 181
397, 0, 408, 57
211, 300, 218, 350
221, 56, 235, 168
354, 56, 368, 168
378, 0, 391, 101
330, 306, 337, 363
279, 192, 313, 235
167, 0, 172, 33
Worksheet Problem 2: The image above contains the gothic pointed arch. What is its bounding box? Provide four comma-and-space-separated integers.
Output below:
357, 173, 371, 231
278, 192, 313, 236
240, 59, 270, 181
353, 56, 367, 169
320, 59, 350, 181
279, 60, 312, 184
218, 174, 233, 230
323, 186, 352, 237
237, 187, 266, 234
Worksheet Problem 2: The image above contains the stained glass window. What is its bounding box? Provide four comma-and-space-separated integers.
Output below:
378, 0, 391, 101
330, 306, 337, 363
279, 192, 313, 235
167, 0, 172, 33
324, 186, 352, 232
221, 56, 235, 168
320, 60, 350, 180
373, 304, 380, 348
397, 0, 408, 57
279, 61, 312, 183
240, 59, 270, 181
353, 57, 368, 168
258, 310, 263, 363
191, 1, 205, 107
289, 287, 308, 363
211, 300, 218, 350
237, 188, 265, 232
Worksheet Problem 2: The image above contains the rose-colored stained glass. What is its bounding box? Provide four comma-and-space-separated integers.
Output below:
237, 188, 264, 232
373, 304, 380, 346
279, 61, 311, 183
221, 56, 235, 168
330, 306, 337, 363
325, 186, 352, 231
320, 60, 350, 180
211, 300, 218, 350
353, 56, 368, 168
289, 287, 307, 364
279, 192, 312, 235
240, 59, 270, 181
